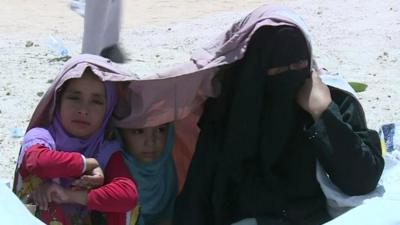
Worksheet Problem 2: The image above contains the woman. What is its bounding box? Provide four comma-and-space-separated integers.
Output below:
173, 4, 384, 225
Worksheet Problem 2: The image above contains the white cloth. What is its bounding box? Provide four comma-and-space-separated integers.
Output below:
0, 180, 45, 225
320, 73, 357, 96
316, 161, 385, 217
323, 198, 400, 225
318, 150, 400, 221
231, 218, 258, 225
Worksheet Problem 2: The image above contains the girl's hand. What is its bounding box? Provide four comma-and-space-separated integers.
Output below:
31, 183, 71, 210
31, 183, 52, 211
296, 70, 332, 121
47, 183, 88, 205
72, 166, 104, 190
46, 183, 70, 204
31, 183, 88, 207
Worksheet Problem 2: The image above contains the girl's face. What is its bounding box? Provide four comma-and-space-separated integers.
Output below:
59, 73, 107, 138
121, 124, 169, 163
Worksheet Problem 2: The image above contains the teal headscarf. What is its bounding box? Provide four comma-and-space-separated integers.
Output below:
122, 124, 177, 225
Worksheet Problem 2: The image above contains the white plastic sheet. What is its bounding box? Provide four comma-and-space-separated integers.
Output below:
321, 151, 400, 224
0, 180, 45, 225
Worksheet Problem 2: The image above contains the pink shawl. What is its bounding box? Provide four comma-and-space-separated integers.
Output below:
112, 4, 318, 191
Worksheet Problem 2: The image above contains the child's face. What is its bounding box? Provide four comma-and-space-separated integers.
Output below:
59, 74, 107, 138
121, 124, 169, 163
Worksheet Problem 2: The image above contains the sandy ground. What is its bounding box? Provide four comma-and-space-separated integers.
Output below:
0, 0, 399, 181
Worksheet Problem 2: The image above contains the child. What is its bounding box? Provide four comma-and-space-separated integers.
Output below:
119, 123, 177, 225
14, 54, 138, 225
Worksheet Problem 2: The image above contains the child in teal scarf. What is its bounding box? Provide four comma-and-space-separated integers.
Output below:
120, 123, 177, 225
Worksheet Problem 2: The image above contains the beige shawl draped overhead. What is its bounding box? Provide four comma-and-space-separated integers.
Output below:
113, 4, 316, 129
111, 4, 318, 191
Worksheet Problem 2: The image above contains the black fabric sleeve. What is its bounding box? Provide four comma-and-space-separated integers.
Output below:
305, 90, 384, 195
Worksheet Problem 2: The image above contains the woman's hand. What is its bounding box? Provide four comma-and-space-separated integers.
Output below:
31, 182, 72, 210
296, 70, 332, 121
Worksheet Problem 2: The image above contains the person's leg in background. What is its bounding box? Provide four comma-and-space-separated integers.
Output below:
82, 0, 126, 63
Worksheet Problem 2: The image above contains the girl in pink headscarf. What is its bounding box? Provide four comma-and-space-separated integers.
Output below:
14, 54, 138, 225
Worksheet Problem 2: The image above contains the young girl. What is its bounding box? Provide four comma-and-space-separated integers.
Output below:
119, 123, 177, 225
14, 54, 138, 225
